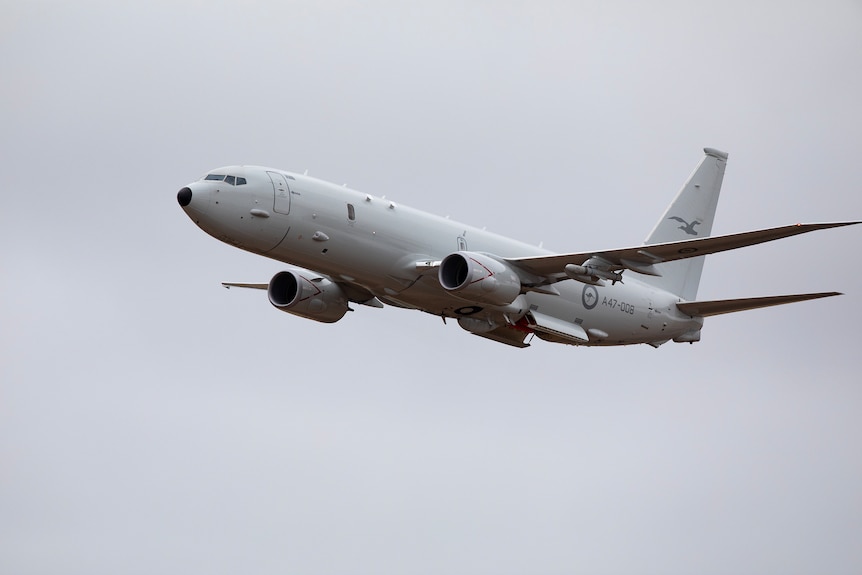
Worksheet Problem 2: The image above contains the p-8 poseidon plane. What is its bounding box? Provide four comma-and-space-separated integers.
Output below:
177, 149, 857, 348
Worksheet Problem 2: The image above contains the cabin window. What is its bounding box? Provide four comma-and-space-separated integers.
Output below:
347, 203, 356, 221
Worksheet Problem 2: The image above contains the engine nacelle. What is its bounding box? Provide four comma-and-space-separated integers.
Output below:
267, 269, 350, 323
438, 251, 522, 306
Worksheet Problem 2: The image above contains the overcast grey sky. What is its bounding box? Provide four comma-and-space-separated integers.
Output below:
2, 1, 862, 574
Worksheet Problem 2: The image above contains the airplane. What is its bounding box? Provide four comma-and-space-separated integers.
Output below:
176, 148, 858, 348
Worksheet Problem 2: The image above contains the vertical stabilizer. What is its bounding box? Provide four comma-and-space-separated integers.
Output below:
639, 148, 728, 300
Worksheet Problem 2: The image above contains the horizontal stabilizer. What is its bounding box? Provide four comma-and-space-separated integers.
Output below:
677, 292, 841, 317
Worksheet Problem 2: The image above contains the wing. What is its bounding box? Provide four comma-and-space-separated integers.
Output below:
222, 282, 268, 289
507, 222, 859, 279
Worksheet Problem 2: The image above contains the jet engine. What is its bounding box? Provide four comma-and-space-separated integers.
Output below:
438, 251, 522, 306
268, 269, 350, 323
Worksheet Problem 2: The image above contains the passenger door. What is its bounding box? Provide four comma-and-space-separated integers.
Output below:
268, 171, 291, 214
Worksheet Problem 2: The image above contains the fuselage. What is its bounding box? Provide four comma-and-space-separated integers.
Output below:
178, 165, 703, 346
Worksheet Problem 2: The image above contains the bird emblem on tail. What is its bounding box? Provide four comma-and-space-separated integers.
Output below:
668, 216, 701, 236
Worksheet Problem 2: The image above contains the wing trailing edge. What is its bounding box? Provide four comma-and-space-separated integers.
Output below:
676, 292, 841, 318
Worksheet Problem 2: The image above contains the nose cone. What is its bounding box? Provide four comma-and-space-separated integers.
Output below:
177, 187, 192, 207
177, 183, 211, 221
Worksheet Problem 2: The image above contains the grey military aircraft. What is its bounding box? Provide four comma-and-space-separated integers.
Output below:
177, 149, 858, 348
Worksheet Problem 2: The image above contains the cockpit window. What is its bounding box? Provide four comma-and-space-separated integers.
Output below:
204, 173, 247, 185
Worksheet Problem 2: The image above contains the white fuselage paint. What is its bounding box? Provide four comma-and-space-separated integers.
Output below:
181, 165, 702, 346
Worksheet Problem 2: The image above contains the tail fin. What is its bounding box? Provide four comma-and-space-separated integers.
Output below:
639, 148, 728, 300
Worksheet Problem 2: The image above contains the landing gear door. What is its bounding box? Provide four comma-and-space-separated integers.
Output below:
268, 171, 291, 214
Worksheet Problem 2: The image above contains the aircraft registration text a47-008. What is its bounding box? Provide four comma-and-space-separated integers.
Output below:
600, 297, 636, 315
